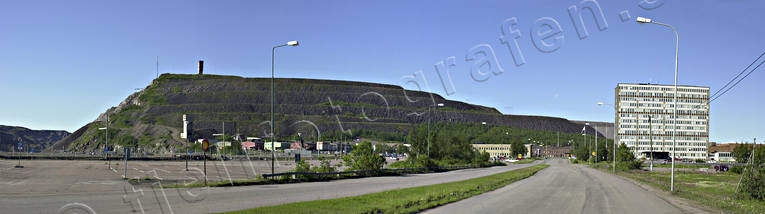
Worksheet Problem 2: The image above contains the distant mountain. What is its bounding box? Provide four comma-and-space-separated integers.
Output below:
0, 125, 70, 152
50, 73, 603, 153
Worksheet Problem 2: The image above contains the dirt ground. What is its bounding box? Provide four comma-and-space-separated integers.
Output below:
0, 158, 347, 196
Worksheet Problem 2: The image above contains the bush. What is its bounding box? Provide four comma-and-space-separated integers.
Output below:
740, 168, 764, 200
343, 141, 385, 173
731, 166, 745, 174
626, 160, 644, 170
695, 159, 706, 163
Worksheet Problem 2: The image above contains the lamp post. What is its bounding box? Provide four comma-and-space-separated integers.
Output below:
597, 102, 618, 173
98, 114, 110, 169
637, 16, 679, 192
270, 40, 299, 175
427, 103, 445, 159
649, 115, 654, 172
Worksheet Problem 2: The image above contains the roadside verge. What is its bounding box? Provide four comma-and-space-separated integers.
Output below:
220, 164, 549, 214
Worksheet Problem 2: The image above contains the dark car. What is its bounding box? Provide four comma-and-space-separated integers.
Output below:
714, 165, 729, 172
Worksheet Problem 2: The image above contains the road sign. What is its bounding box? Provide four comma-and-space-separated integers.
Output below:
592, 152, 596, 156
17, 143, 22, 150
124, 148, 131, 159
202, 139, 210, 152
104, 147, 109, 152
189, 150, 193, 155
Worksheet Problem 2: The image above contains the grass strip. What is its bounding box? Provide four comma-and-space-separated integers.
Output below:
221, 164, 549, 214
596, 166, 765, 214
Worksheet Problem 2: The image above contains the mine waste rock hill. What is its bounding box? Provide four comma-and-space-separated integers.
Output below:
49, 74, 601, 153
0, 125, 70, 152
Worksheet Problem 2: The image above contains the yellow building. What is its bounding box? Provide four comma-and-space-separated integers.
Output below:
471, 144, 514, 159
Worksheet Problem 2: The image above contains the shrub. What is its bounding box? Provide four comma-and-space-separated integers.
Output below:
740, 168, 764, 200
731, 166, 745, 174
626, 160, 644, 170
343, 141, 385, 173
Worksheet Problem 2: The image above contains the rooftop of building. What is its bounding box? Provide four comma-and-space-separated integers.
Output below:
616, 83, 710, 89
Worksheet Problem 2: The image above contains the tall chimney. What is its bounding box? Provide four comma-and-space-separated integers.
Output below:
198, 60, 204, 75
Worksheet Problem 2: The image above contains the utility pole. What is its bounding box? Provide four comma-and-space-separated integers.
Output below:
595, 125, 598, 162
735, 138, 756, 196
649, 115, 654, 172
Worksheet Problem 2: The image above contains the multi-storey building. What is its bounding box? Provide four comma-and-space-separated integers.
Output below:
615, 83, 710, 160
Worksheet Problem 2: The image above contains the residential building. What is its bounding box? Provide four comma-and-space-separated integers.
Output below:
707, 142, 764, 162
615, 83, 710, 160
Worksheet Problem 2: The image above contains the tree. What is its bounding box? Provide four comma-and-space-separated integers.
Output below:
596, 141, 610, 162
616, 143, 635, 162
343, 141, 385, 172
573, 144, 590, 161
733, 144, 753, 163
511, 141, 526, 158
740, 146, 765, 200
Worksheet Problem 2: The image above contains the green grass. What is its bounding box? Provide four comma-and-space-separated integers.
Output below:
512, 158, 540, 164
220, 164, 549, 214
611, 169, 765, 213
647, 164, 710, 169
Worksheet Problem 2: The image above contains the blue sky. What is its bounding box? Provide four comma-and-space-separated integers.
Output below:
0, 0, 763, 143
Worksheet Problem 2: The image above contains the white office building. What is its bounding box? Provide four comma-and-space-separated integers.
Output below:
615, 83, 710, 160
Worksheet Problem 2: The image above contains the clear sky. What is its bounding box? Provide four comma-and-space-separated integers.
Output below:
1, 0, 763, 143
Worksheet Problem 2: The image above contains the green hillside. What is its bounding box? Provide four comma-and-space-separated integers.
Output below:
48, 73, 604, 153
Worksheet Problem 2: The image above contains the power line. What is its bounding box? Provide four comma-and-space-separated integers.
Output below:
711, 58, 765, 102
683, 50, 765, 110
709, 50, 765, 100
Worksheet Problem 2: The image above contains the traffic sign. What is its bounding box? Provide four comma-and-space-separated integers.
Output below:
202, 139, 210, 152
17, 143, 22, 150
592, 152, 596, 156
124, 148, 131, 159
189, 150, 193, 155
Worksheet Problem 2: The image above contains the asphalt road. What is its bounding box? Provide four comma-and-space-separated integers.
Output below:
0, 161, 538, 214
424, 159, 684, 214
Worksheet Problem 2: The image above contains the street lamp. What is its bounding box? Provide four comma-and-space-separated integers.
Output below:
585, 123, 590, 164
427, 103, 445, 159
637, 16, 679, 192
598, 102, 618, 173
99, 114, 110, 169
270, 40, 299, 175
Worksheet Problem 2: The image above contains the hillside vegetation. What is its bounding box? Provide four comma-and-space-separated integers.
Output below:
49, 74, 605, 153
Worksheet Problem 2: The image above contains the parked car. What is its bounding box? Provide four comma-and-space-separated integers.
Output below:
714, 164, 729, 172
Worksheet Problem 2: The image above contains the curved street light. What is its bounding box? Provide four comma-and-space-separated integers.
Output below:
270, 40, 299, 175
637, 16, 679, 192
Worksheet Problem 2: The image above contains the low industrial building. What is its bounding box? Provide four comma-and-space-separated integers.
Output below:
541, 146, 572, 157
471, 144, 513, 159
241, 141, 264, 151
264, 142, 287, 151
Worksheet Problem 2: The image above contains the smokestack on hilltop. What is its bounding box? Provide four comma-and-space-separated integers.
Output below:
198, 60, 204, 75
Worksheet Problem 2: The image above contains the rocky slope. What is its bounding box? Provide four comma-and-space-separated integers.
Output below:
0, 125, 70, 152
49, 73, 605, 153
